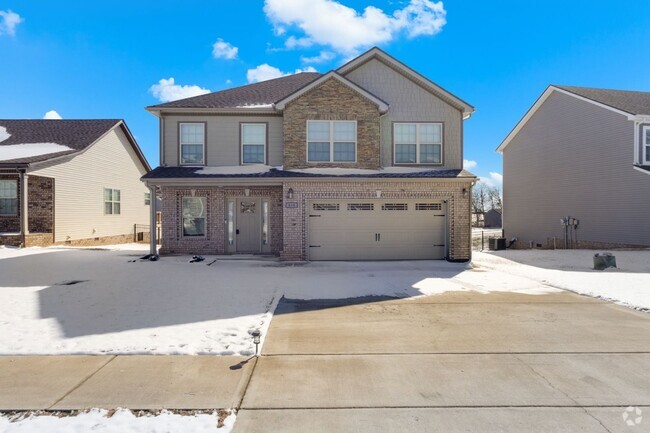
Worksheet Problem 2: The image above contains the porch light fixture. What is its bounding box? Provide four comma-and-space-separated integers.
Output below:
462, 188, 468, 198
251, 329, 261, 357
287, 188, 294, 199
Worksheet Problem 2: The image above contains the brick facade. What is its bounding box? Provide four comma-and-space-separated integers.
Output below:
27, 175, 54, 233
157, 180, 472, 261
159, 185, 283, 255
283, 77, 381, 170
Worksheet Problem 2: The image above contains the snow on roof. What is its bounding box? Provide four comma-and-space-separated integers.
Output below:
0, 126, 10, 143
288, 166, 443, 175
195, 164, 278, 175
235, 104, 274, 109
0, 142, 74, 162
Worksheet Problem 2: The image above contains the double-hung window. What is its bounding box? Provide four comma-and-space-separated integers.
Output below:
104, 188, 121, 215
0, 180, 17, 215
394, 122, 442, 164
180, 123, 205, 165
241, 123, 266, 164
307, 121, 356, 163
642, 126, 650, 164
182, 196, 206, 237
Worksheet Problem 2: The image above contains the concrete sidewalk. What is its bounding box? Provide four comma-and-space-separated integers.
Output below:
0, 355, 254, 410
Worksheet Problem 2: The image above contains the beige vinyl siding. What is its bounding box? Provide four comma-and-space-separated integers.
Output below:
503, 90, 650, 246
28, 127, 149, 242
343, 58, 463, 169
162, 115, 283, 166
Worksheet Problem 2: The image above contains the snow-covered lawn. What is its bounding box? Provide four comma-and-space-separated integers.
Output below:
0, 409, 235, 433
0, 243, 560, 356
473, 249, 650, 311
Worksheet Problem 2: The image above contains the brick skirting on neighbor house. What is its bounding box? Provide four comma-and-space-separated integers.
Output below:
158, 180, 472, 261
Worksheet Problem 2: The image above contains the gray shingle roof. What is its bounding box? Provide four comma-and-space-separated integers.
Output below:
0, 119, 122, 165
147, 73, 322, 109
142, 166, 475, 180
555, 85, 650, 115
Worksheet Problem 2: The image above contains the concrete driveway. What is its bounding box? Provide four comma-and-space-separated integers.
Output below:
235, 290, 650, 432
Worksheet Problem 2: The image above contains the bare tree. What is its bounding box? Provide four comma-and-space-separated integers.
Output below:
472, 183, 488, 226
485, 184, 503, 211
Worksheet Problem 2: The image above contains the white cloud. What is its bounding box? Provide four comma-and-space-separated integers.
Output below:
212, 38, 238, 60
0, 9, 23, 36
301, 50, 336, 64
149, 77, 211, 103
463, 159, 477, 170
43, 110, 62, 120
480, 172, 503, 187
246, 64, 317, 84
263, 0, 446, 56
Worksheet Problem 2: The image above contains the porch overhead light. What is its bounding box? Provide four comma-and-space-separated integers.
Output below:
463, 188, 468, 198
251, 329, 261, 356
287, 188, 294, 199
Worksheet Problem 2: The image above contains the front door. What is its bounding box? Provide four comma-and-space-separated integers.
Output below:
236, 198, 262, 253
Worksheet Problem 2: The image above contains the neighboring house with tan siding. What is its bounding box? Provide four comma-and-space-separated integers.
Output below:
143, 47, 476, 261
0, 119, 151, 247
498, 85, 650, 249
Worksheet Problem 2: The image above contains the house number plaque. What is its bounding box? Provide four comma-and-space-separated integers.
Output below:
285, 202, 298, 208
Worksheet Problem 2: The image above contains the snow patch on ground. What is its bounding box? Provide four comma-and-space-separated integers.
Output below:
0, 244, 563, 355
0, 142, 73, 161
0, 409, 235, 433
195, 165, 275, 175
473, 250, 650, 310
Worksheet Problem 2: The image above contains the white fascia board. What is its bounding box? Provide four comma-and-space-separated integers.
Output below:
275, 71, 389, 113
497, 86, 637, 154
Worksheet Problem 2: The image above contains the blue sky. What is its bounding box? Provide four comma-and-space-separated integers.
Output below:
1, 1, 650, 185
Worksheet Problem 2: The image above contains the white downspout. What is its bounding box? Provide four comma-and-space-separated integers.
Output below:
634, 120, 641, 165
148, 185, 157, 255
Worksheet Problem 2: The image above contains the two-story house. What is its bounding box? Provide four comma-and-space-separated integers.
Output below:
498, 85, 650, 249
143, 48, 475, 261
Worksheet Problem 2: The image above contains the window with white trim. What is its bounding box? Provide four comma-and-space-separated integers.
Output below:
394, 122, 442, 164
643, 126, 650, 164
307, 120, 356, 162
144, 192, 151, 205
182, 196, 206, 237
180, 123, 205, 165
0, 180, 17, 215
104, 188, 121, 215
241, 123, 266, 164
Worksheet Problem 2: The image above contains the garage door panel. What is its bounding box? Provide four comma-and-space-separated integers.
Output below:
308, 200, 446, 261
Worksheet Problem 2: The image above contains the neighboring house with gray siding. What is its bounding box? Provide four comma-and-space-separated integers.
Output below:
0, 119, 151, 247
498, 85, 650, 249
143, 47, 476, 261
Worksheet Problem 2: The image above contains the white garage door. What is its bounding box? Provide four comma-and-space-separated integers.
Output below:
308, 199, 446, 260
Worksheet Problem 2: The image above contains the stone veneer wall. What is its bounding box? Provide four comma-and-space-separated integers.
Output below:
160, 185, 283, 255
280, 180, 473, 262
283, 77, 381, 170
0, 174, 20, 233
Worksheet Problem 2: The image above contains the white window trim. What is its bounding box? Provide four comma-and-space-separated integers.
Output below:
641, 126, 650, 165
179, 122, 206, 166
0, 179, 18, 216
240, 123, 267, 165
393, 122, 443, 165
104, 188, 121, 216
306, 120, 357, 163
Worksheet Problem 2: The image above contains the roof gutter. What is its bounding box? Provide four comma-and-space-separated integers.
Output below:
142, 176, 475, 187
145, 107, 281, 117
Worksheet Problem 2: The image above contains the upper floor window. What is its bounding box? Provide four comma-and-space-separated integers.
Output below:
241, 123, 267, 164
104, 188, 121, 215
180, 123, 205, 165
0, 180, 17, 215
394, 122, 442, 164
307, 120, 356, 163
644, 126, 650, 164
